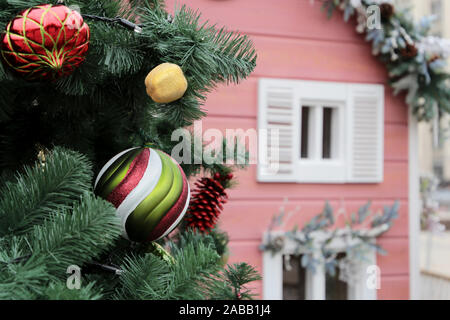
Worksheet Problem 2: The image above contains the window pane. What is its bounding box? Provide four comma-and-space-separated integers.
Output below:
325, 253, 348, 300
283, 255, 306, 300
322, 107, 333, 159
300, 107, 310, 159
325, 272, 348, 300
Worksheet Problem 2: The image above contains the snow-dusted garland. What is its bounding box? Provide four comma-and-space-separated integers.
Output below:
320, 0, 450, 121
260, 200, 399, 282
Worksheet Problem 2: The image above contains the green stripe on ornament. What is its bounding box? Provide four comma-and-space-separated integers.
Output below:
95, 150, 135, 192
125, 150, 175, 241
140, 152, 183, 238
95, 148, 141, 199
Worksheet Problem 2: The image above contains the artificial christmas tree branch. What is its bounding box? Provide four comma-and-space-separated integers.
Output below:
29, 195, 121, 276
43, 281, 103, 300
0, 148, 94, 237
0, 0, 256, 171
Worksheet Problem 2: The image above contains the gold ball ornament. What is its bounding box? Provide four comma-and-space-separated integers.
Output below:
145, 63, 188, 103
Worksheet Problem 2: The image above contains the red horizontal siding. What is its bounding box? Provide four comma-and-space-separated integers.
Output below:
226, 162, 408, 200
165, 0, 367, 43
204, 79, 408, 125
377, 238, 410, 276
251, 35, 387, 82
220, 199, 409, 240
379, 275, 410, 300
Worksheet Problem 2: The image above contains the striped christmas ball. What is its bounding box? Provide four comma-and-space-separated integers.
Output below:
94, 147, 190, 242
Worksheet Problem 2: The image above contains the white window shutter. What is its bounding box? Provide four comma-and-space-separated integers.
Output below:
258, 79, 298, 182
347, 84, 384, 183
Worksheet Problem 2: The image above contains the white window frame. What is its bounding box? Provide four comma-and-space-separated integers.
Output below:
258, 78, 384, 184
262, 231, 377, 300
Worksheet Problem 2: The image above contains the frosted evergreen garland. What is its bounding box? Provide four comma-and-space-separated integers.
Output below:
321, 0, 450, 121
260, 200, 399, 281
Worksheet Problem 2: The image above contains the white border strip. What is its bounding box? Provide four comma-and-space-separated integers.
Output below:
116, 149, 163, 239
408, 106, 420, 299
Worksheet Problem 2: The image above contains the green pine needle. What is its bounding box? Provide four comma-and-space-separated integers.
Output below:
0, 147, 93, 237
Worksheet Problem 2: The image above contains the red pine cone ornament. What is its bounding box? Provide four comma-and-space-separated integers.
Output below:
185, 173, 233, 233
0, 4, 90, 80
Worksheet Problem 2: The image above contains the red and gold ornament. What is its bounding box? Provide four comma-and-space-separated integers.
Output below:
0, 4, 90, 80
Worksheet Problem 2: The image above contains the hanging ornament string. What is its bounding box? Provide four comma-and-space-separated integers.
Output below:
86, 261, 124, 275
55, 0, 174, 33
82, 14, 144, 33
81, 13, 174, 33
81, 12, 175, 33
53, 0, 139, 32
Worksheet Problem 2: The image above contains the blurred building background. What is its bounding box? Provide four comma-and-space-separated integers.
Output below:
396, 0, 450, 190
395, 0, 450, 300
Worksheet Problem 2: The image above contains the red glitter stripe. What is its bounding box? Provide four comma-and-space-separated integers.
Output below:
107, 148, 150, 208
146, 162, 189, 241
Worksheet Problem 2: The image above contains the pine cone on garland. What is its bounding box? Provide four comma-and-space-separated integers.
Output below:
428, 54, 440, 64
380, 3, 395, 21
399, 43, 418, 59
185, 173, 233, 233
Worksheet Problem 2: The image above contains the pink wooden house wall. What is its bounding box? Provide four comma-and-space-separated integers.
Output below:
165, 0, 410, 299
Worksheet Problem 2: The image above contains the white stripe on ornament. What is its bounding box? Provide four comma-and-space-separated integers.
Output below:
157, 184, 191, 240
94, 147, 138, 188
116, 149, 163, 240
